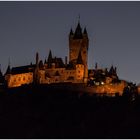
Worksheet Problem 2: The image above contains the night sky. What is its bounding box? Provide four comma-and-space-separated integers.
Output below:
0, 1, 140, 84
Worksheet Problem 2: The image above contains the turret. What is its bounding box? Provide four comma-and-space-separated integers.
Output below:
83, 27, 88, 35
34, 52, 40, 84
47, 50, 53, 68
95, 62, 98, 70
5, 64, 11, 75
69, 28, 74, 38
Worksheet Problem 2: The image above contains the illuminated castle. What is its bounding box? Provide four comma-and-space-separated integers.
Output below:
4, 21, 127, 95
5, 21, 88, 88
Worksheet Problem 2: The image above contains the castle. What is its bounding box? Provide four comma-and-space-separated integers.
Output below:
5, 21, 88, 88
4, 21, 127, 95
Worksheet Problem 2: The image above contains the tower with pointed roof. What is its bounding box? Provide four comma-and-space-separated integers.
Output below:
69, 21, 89, 83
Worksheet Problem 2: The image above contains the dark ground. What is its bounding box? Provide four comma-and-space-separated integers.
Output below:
0, 86, 140, 138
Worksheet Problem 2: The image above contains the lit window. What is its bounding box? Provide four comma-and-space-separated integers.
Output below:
101, 82, 104, 85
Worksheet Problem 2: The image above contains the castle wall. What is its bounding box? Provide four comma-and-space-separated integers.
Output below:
88, 81, 127, 96
75, 64, 84, 83
7, 72, 33, 88
65, 69, 76, 82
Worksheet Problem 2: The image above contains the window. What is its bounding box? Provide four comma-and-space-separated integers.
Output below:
18, 77, 21, 81
14, 78, 16, 82
23, 77, 25, 81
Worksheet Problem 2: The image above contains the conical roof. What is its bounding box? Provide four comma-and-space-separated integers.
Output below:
5, 65, 11, 75
69, 28, 74, 36
44, 59, 47, 64
74, 22, 83, 39
47, 50, 52, 62
83, 27, 88, 35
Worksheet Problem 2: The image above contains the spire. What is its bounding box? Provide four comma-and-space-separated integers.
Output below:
39, 60, 44, 69
77, 50, 83, 64
83, 27, 88, 35
114, 67, 117, 73
74, 21, 83, 39
47, 50, 53, 68
78, 14, 80, 23
36, 52, 39, 66
5, 64, 11, 75
47, 50, 53, 62
69, 28, 74, 36
110, 65, 114, 71
44, 59, 47, 64
109, 65, 117, 76
95, 62, 98, 70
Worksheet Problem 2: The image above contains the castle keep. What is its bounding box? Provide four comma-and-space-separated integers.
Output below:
4, 21, 127, 95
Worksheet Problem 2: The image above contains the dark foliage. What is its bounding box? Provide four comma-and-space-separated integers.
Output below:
0, 86, 139, 138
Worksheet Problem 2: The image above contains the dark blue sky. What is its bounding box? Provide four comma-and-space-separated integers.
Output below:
0, 1, 140, 83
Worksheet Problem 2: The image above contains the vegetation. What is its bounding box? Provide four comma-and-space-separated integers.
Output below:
0, 85, 139, 138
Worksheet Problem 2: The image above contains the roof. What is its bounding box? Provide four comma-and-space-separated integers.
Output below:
10, 64, 36, 75
83, 27, 88, 35
5, 65, 11, 75
53, 58, 65, 68
73, 22, 83, 39
47, 56, 65, 68
69, 28, 74, 36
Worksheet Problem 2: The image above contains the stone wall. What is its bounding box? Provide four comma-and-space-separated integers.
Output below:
8, 72, 33, 88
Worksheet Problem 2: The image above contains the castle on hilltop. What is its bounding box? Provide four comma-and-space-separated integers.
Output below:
4, 21, 127, 94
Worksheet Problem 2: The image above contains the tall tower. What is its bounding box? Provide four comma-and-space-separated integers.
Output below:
69, 21, 89, 83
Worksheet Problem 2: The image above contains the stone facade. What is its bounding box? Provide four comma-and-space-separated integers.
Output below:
4, 21, 128, 95
5, 22, 87, 88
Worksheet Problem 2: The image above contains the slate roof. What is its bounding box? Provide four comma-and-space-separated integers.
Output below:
47, 57, 65, 68
10, 64, 36, 75
73, 22, 83, 39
